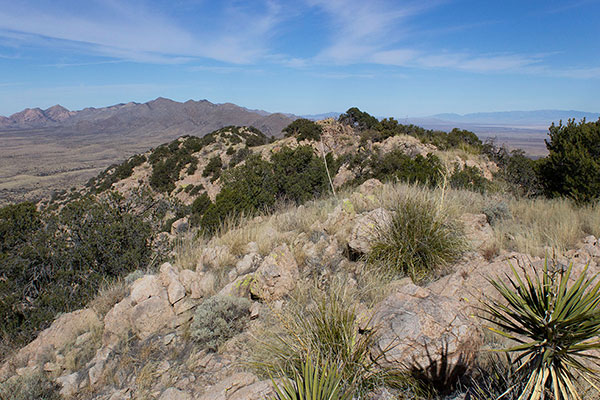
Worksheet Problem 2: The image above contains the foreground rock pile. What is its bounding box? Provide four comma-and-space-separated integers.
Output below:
2, 181, 599, 399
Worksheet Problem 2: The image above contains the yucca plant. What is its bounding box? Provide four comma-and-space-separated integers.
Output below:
271, 356, 353, 400
480, 258, 600, 400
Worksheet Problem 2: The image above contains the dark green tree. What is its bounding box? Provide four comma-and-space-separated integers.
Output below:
338, 107, 380, 130
539, 118, 600, 203
283, 119, 323, 141
271, 145, 329, 203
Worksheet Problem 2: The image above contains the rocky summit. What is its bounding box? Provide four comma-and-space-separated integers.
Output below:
1, 110, 600, 399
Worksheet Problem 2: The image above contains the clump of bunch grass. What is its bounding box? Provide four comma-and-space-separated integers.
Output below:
480, 258, 600, 400
0, 371, 61, 400
270, 355, 353, 400
367, 194, 465, 283
190, 295, 251, 351
252, 283, 403, 397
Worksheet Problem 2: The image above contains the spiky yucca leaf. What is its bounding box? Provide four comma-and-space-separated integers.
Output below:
480, 258, 600, 400
271, 356, 353, 400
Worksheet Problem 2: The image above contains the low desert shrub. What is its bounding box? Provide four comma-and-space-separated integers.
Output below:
190, 295, 251, 351
367, 195, 465, 283
0, 371, 61, 400
479, 258, 600, 400
482, 201, 512, 225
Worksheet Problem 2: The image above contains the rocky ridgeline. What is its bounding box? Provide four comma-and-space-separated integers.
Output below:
2, 178, 600, 399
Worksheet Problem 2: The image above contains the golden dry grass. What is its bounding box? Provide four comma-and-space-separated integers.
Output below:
174, 179, 600, 280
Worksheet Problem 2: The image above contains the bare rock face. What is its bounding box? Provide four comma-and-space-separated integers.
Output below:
130, 275, 165, 304
160, 387, 193, 400
191, 271, 216, 299
358, 178, 383, 195
332, 164, 356, 188
348, 208, 393, 254
322, 199, 357, 241
371, 284, 482, 371
460, 213, 494, 250
103, 297, 134, 345
250, 244, 299, 302
6, 309, 101, 370
228, 380, 275, 400
198, 372, 258, 400
56, 372, 80, 398
130, 296, 176, 340
171, 217, 189, 235
376, 134, 435, 157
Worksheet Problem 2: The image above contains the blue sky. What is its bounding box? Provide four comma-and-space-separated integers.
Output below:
0, 0, 599, 117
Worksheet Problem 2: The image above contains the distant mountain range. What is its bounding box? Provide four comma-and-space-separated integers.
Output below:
427, 110, 599, 126
0, 97, 295, 137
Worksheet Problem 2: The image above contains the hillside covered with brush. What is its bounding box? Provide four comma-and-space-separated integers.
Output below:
1, 110, 600, 400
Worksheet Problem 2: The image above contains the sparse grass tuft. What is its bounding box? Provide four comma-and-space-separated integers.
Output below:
367, 194, 466, 283
89, 278, 129, 316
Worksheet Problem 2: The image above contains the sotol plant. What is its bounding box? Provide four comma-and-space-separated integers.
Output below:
480, 259, 600, 400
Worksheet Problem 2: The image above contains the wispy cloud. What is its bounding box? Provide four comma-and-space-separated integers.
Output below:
307, 0, 432, 64
0, 0, 286, 64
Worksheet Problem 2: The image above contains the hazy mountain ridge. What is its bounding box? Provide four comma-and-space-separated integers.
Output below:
429, 109, 600, 126
0, 97, 296, 137
0, 98, 297, 206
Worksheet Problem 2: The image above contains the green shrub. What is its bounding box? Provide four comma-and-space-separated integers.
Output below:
367, 196, 465, 283
449, 165, 490, 193
190, 193, 212, 226
187, 158, 198, 175
539, 118, 600, 203
202, 147, 331, 233
271, 146, 330, 204
203, 155, 223, 178
0, 371, 61, 400
244, 127, 268, 147
0, 194, 152, 348
366, 151, 444, 187
0, 202, 40, 252
91, 154, 146, 193
190, 295, 251, 351
230, 146, 251, 167
226, 146, 235, 155
483, 141, 542, 197
283, 119, 323, 141
479, 259, 600, 400
148, 138, 201, 193
271, 356, 353, 400
201, 155, 276, 232
189, 185, 202, 196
